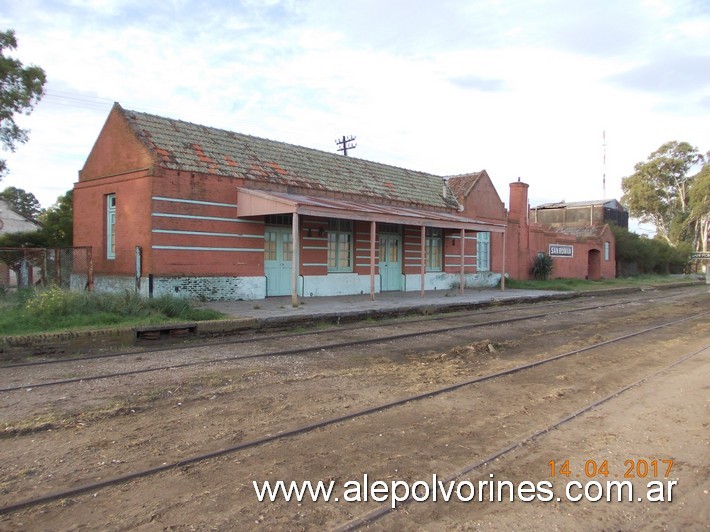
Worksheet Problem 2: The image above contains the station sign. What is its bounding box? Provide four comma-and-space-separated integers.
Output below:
549, 244, 574, 258
690, 252, 710, 259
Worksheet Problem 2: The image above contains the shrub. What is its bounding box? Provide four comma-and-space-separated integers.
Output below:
610, 224, 691, 275
531, 253, 554, 280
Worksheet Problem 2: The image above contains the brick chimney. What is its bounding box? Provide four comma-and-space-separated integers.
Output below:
509, 178, 529, 229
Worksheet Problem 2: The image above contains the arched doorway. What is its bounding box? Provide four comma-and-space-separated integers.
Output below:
588, 249, 601, 280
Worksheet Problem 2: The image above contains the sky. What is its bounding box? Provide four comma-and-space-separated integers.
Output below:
1, 0, 709, 235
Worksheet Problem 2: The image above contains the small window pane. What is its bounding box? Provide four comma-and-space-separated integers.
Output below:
282, 233, 293, 261
264, 233, 276, 260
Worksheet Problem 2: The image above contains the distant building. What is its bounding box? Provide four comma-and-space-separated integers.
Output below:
531, 199, 628, 229
451, 180, 616, 282
0, 198, 41, 287
0, 198, 40, 235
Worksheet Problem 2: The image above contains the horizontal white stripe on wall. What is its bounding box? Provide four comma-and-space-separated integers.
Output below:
152, 245, 260, 252
152, 212, 262, 224
303, 263, 328, 267
303, 246, 328, 250
445, 254, 478, 259
152, 229, 263, 238
152, 196, 237, 208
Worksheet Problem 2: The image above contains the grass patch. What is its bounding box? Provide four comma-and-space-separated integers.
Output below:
504, 274, 700, 292
0, 286, 225, 336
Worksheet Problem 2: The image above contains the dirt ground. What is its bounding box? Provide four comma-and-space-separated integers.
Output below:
0, 287, 708, 531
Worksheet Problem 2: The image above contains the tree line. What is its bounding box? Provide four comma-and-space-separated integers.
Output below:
622, 141, 709, 253
0, 187, 73, 248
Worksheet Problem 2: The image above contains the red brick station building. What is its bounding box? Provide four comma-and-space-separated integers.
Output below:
73, 104, 616, 302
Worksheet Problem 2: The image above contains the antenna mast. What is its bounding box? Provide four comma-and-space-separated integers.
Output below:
602, 130, 607, 200
336, 135, 357, 156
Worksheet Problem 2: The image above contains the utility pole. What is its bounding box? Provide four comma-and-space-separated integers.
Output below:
336, 135, 357, 156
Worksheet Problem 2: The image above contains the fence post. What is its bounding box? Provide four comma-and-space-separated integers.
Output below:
55, 248, 62, 286
43, 249, 48, 286
87, 247, 94, 291
135, 246, 142, 294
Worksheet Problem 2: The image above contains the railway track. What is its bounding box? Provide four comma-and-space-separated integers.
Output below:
0, 287, 694, 370
335, 342, 710, 531
0, 289, 699, 394
1, 307, 706, 517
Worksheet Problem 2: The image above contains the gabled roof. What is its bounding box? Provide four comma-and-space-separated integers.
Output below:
534, 199, 626, 211
0, 198, 40, 234
446, 170, 486, 200
117, 104, 460, 211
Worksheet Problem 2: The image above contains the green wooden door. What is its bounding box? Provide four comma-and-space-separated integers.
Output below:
264, 227, 293, 296
379, 234, 401, 291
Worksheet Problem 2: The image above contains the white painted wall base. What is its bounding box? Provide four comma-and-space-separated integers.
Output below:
300, 273, 380, 297
84, 271, 502, 301
151, 276, 266, 300
87, 275, 266, 301
403, 271, 502, 291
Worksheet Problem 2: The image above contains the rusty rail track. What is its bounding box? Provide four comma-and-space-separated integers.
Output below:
0, 310, 706, 516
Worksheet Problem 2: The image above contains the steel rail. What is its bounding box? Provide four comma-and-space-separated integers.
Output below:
0, 294, 695, 394
334, 343, 710, 530
0, 287, 692, 369
0, 311, 705, 516
1, 298, 574, 368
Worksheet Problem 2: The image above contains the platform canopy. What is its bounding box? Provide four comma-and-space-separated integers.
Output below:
236, 188, 506, 233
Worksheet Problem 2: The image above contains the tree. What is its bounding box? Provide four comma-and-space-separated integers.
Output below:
0, 189, 73, 248
0, 29, 46, 177
621, 141, 705, 245
688, 157, 710, 252
0, 186, 43, 221
39, 190, 72, 246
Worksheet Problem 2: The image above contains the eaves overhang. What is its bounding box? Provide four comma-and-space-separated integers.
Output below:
237, 188, 506, 233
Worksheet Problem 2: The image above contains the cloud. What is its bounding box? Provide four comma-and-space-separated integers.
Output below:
0, 0, 709, 214
449, 75, 506, 92
610, 53, 710, 95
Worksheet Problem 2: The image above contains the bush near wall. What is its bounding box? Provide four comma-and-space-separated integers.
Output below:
610, 224, 690, 275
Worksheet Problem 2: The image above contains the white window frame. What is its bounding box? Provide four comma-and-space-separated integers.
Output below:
327, 219, 353, 272
477, 232, 490, 271
106, 194, 116, 260
425, 228, 443, 271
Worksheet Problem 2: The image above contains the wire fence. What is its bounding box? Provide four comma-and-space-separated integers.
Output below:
0, 247, 93, 291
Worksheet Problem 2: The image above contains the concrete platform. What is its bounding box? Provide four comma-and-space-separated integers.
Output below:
2, 281, 703, 360
202, 288, 567, 321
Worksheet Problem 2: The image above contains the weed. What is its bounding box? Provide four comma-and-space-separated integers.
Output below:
0, 287, 224, 335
